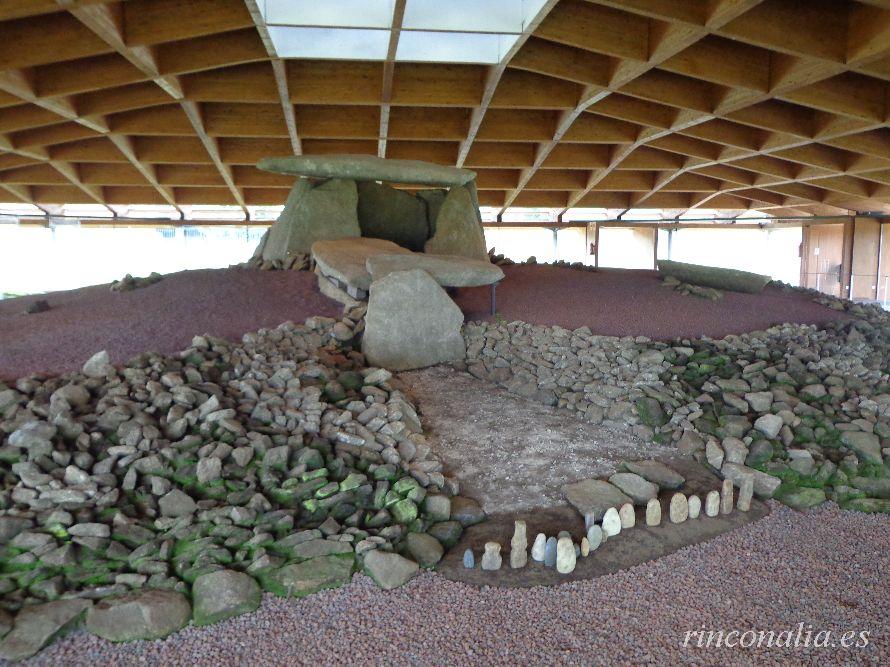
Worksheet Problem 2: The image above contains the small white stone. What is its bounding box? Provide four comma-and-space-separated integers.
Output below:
82, 350, 113, 379
618, 503, 635, 529
669, 492, 688, 523
580, 537, 590, 557
556, 536, 576, 574
586, 524, 603, 551
531, 533, 547, 562
687, 494, 701, 519
481, 542, 502, 571
705, 490, 720, 517
720, 478, 734, 514
645, 498, 661, 526
602, 507, 621, 537
737, 476, 754, 512
510, 520, 528, 569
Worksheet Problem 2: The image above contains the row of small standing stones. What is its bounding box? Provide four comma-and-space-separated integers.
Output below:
464, 478, 753, 575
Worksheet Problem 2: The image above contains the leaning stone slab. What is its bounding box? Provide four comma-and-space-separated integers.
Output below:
258, 154, 476, 187
362, 269, 466, 371
721, 462, 781, 498
622, 460, 685, 490
192, 569, 261, 626
262, 555, 354, 598
364, 550, 420, 589
367, 253, 504, 287
424, 185, 488, 260
313, 238, 412, 291
86, 590, 190, 642
657, 259, 771, 294
608, 472, 659, 505
562, 479, 632, 522
0, 599, 90, 661
263, 178, 360, 260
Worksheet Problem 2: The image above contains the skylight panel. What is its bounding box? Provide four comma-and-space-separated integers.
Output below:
268, 26, 391, 60
261, 0, 396, 29
396, 31, 520, 64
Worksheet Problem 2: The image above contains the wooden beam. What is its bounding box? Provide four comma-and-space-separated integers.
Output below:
378, 0, 407, 158
455, 0, 560, 167
243, 0, 301, 155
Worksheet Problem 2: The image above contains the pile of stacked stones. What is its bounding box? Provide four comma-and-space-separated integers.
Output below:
239, 252, 312, 272
464, 462, 752, 576
462, 290, 889, 514
109, 272, 164, 292
661, 274, 722, 300
0, 306, 484, 659
488, 248, 598, 273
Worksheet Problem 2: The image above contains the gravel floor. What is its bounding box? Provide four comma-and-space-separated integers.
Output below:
0, 269, 340, 381
21, 503, 888, 666
453, 265, 848, 339
400, 366, 672, 513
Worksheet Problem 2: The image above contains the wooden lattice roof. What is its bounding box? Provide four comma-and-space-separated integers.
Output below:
0, 0, 889, 217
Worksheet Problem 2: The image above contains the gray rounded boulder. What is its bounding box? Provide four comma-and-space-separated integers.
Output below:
86, 590, 191, 642
192, 569, 262, 626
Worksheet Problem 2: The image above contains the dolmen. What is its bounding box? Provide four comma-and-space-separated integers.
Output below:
250, 154, 504, 372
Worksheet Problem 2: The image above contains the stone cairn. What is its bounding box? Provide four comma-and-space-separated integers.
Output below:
462, 281, 890, 514
0, 303, 489, 660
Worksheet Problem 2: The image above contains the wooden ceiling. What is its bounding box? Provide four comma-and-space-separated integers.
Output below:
0, 0, 889, 217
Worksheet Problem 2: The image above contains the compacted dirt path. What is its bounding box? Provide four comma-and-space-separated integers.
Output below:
453, 265, 848, 339
0, 268, 340, 380
400, 366, 672, 513
24, 503, 889, 666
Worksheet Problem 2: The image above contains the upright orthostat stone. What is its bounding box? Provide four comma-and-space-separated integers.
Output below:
531, 533, 547, 562
688, 495, 702, 519
669, 493, 689, 524
737, 476, 754, 512
463, 549, 475, 569
618, 503, 636, 529
705, 490, 720, 517
262, 178, 360, 260
356, 180, 429, 252
544, 537, 558, 567
510, 520, 528, 569
645, 498, 661, 526
481, 542, 502, 571
602, 507, 622, 537
721, 479, 734, 514
580, 537, 590, 557
424, 185, 488, 260
362, 269, 466, 371
586, 525, 603, 551
556, 537, 576, 574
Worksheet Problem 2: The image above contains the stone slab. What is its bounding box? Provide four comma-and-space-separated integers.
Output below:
561, 479, 632, 522
312, 238, 411, 290
367, 253, 504, 287
258, 154, 476, 186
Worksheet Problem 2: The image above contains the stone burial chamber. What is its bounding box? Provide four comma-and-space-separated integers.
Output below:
250, 154, 504, 371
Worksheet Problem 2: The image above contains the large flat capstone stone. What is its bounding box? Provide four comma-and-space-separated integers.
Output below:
562, 479, 632, 522
362, 269, 466, 371
367, 253, 504, 287
312, 238, 412, 291
258, 155, 476, 187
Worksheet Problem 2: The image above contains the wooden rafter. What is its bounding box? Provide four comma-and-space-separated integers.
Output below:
378, 0, 407, 159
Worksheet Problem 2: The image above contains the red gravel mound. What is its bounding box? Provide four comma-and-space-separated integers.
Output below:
453, 264, 847, 339
0, 269, 340, 381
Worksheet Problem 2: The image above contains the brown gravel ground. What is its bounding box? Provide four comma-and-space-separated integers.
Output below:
19, 503, 888, 666
400, 366, 673, 512
0, 268, 340, 381
453, 264, 849, 339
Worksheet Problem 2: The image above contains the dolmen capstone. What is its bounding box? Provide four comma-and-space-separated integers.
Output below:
253, 154, 488, 262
